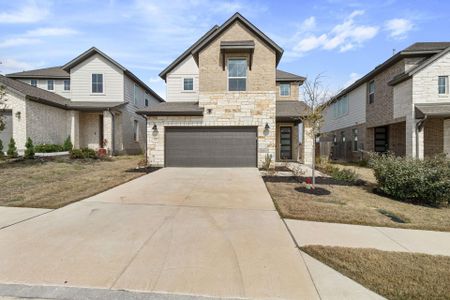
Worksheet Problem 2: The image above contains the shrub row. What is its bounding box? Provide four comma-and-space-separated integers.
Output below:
369, 154, 450, 207
70, 148, 97, 159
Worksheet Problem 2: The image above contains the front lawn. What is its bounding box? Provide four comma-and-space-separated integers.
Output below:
264, 174, 450, 232
0, 156, 150, 209
302, 245, 450, 300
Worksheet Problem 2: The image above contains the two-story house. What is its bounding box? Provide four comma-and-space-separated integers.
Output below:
320, 42, 450, 161
137, 13, 310, 168
0, 47, 163, 154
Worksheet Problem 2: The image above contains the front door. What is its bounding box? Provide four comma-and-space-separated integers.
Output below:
374, 126, 388, 153
280, 126, 292, 160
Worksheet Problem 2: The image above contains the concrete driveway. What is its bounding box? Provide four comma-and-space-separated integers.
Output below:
0, 168, 318, 299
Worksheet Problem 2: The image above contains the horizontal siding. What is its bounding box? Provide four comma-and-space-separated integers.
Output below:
70, 53, 124, 102
322, 84, 366, 133
18, 79, 70, 98
166, 55, 199, 102
393, 79, 412, 119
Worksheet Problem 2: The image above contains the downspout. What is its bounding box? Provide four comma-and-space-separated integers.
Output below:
415, 115, 427, 159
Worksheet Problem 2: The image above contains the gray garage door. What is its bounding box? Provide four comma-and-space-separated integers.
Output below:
165, 127, 257, 167
0, 110, 12, 152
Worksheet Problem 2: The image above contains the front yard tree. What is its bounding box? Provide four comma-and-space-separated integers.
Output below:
0, 139, 4, 158
302, 74, 329, 189
25, 137, 35, 159
7, 137, 18, 158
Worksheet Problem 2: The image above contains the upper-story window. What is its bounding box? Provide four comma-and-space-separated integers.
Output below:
92, 74, 103, 93
368, 80, 375, 104
333, 95, 348, 118
47, 80, 54, 91
145, 98, 149, 107
30, 79, 37, 87
280, 83, 291, 96
228, 58, 247, 91
64, 80, 70, 91
133, 120, 139, 142
183, 78, 194, 91
133, 84, 138, 105
438, 76, 448, 95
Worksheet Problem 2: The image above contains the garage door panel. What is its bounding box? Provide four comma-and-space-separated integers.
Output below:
165, 127, 257, 167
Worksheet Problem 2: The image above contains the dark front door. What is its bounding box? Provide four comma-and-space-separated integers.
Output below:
374, 126, 388, 153
165, 127, 257, 167
280, 126, 292, 160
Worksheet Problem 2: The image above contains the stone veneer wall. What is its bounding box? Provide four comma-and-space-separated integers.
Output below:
146, 91, 276, 167
424, 118, 444, 157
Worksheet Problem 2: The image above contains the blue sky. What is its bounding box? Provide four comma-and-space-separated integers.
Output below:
0, 0, 449, 98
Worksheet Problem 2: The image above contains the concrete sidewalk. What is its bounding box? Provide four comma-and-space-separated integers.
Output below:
287, 219, 450, 256
0, 207, 51, 229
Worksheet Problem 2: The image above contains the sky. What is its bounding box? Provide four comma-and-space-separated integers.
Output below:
0, 0, 449, 99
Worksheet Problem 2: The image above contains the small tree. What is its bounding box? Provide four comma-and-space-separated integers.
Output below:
7, 137, 18, 158
24, 137, 35, 159
302, 74, 330, 189
63, 136, 73, 151
0, 139, 4, 159
0, 85, 7, 133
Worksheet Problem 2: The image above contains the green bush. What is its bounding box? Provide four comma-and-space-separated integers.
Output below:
7, 138, 18, 158
320, 163, 359, 184
63, 136, 73, 151
0, 139, 4, 159
70, 148, 97, 159
34, 144, 65, 153
369, 154, 450, 207
24, 137, 35, 159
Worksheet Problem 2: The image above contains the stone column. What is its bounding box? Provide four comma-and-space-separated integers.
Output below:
303, 120, 314, 166
103, 110, 113, 154
405, 115, 424, 159
444, 119, 450, 158
68, 110, 80, 148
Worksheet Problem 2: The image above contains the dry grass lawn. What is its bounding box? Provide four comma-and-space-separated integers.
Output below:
265, 175, 450, 232
0, 156, 148, 209
302, 245, 450, 300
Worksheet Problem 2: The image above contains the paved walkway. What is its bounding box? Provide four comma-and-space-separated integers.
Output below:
287, 219, 450, 256
0, 168, 318, 300
0, 207, 51, 229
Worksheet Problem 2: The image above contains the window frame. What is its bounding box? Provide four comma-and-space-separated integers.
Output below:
30, 79, 37, 87
145, 98, 149, 107
183, 77, 194, 92
438, 76, 448, 95
64, 79, 70, 91
227, 57, 247, 92
279, 83, 291, 96
91, 73, 104, 94
47, 80, 54, 91
333, 95, 349, 119
368, 80, 375, 104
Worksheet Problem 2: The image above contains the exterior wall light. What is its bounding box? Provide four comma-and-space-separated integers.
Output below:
15, 111, 21, 120
207, 108, 212, 114
265, 123, 270, 130
152, 124, 158, 131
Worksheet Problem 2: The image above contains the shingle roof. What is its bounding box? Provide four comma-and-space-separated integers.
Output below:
6, 66, 69, 79
276, 69, 306, 82
0, 75, 125, 111
404, 42, 450, 52
276, 101, 310, 120
137, 102, 204, 116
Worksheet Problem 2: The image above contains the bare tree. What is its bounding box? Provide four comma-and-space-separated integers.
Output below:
302, 74, 329, 189
0, 85, 7, 132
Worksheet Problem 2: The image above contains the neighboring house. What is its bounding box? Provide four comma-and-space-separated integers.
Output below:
0, 47, 163, 155
320, 42, 450, 161
137, 13, 310, 167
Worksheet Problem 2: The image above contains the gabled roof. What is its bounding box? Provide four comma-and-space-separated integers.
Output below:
137, 101, 203, 116
159, 26, 219, 80
0, 75, 125, 111
276, 69, 306, 83
6, 66, 69, 79
191, 13, 284, 65
62, 47, 164, 102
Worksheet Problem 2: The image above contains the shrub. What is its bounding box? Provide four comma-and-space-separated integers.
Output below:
7, 138, 18, 158
262, 153, 272, 171
0, 139, 4, 159
319, 163, 359, 184
369, 154, 450, 207
34, 144, 65, 153
70, 148, 97, 159
24, 137, 35, 159
63, 136, 73, 151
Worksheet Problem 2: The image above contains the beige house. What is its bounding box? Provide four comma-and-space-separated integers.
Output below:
0, 47, 163, 154
138, 13, 311, 167
320, 42, 450, 161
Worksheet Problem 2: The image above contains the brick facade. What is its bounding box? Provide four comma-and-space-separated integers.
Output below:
424, 118, 444, 157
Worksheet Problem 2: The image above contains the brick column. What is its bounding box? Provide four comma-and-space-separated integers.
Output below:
406, 115, 424, 159
103, 110, 113, 154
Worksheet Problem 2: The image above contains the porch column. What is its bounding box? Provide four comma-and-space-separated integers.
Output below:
103, 110, 113, 154
68, 110, 79, 148
444, 119, 450, 158
303, 120, 314, 166
405, 115, 424, 159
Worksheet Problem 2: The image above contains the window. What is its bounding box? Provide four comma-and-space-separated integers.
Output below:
145, 98, 149, 107
352, 128, 358, 151
333, 95, 349, 118
133, 120, 139, 142
228, 58, 247, 91
183, 78, 194, 91
333, 134, 337, 144
30, 79, 37, 87
64, 80, 70, 91
368, 80, 375, 104
47, 80, 54, 90
280, 83, 291, 96
92, 74, 103, 93
133, 84, 138, 105
438, 76, 448, 94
